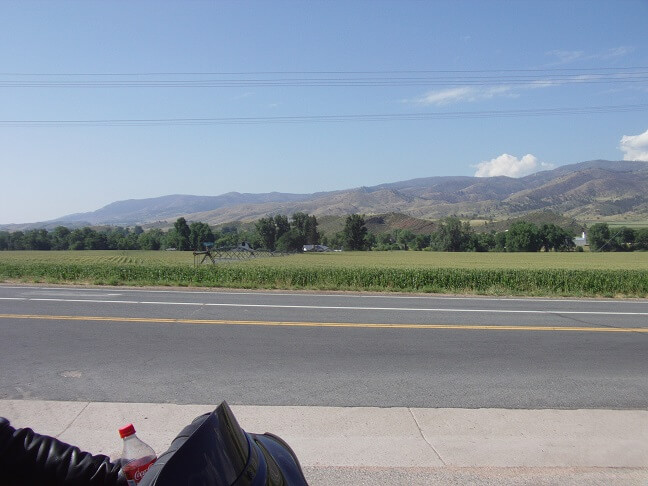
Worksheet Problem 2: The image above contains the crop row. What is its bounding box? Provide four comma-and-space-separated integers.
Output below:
1, 261, 646, 297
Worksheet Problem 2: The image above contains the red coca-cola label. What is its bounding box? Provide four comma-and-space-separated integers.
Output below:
123, 456, 156, 485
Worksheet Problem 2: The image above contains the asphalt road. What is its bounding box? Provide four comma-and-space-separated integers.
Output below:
1, 285, 646, 409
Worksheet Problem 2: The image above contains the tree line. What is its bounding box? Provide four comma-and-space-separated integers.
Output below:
586, 222, 648, 251
0, 214, 322, 253
0, 218, 247, 252
1, 215, 646, 252
344, 217, 648, 252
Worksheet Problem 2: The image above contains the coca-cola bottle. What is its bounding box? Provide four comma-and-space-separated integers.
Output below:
119, 423, 157, 485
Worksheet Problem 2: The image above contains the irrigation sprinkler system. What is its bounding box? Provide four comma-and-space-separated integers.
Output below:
193, 242, 287, 266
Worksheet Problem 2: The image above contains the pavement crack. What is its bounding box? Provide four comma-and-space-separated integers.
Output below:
57, 401, 90, 438
554, 312, 648, 337
552, 312, 596, 326
408, 408, 446, 466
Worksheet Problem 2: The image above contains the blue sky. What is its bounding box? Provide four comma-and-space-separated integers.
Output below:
1, 0, 647, 224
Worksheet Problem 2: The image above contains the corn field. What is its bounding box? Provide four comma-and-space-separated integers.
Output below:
1, 250, 647, 297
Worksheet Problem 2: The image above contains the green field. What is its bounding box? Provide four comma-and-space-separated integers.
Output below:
1, 250, 647, 297
0, 250, 192, 266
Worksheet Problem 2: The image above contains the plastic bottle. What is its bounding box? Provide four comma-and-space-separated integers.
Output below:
119, 423, 157, 485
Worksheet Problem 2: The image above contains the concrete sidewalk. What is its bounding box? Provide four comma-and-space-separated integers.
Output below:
1, 399, 647, 485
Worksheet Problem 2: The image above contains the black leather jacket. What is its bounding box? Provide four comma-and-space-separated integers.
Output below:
0, 417, 126, 486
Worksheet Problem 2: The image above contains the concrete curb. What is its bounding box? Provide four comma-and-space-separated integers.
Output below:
1, 400, 647, 483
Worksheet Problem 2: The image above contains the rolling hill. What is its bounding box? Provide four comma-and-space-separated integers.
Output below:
3, 160, 647, 231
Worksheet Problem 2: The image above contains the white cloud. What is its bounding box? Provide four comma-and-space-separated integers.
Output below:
598, 46, 634, 59
414, 85, 514, 106
545, 46, 633, 65
527, 74, 596, 89
408, 45, 638, 107
620, 129, 648, 161
546, 50, 584, 64
411, 71, 633, 106
232, 91, 255, 100
473, 154, 554, 178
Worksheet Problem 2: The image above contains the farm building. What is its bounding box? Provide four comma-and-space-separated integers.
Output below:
573, 232, 587, 247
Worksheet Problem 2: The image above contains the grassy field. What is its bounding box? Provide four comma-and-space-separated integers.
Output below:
0, 250, 192, 266
1, 250, 647, 297
248, 251, 648, 271
584, 220, 648, 229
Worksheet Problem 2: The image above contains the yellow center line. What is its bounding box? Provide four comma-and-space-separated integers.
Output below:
0, 313, 646, 333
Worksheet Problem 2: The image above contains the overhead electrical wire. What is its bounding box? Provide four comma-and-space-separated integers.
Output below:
0, 67, 647, 88
2, 66, 647, 75
1, 67, 645, 127
2, 104, 646, 127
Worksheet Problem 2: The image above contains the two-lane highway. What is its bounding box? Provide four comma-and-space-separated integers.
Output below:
1, 285, 646, 408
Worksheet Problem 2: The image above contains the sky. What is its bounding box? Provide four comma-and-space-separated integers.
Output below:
1, 0, 648, 224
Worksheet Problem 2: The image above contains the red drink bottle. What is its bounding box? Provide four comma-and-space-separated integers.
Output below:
119, 424, 157, 485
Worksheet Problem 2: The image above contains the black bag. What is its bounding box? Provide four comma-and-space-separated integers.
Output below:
139, 402, 308, 486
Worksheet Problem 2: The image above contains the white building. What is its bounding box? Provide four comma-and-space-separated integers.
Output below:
573, 232, 587, 247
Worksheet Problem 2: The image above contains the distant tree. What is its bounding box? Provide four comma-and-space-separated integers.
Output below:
506, 221, 542, 252
325, 232, 345, 251
64, 227, 107, 250
255, 217, 277, 250
214, 226, 240, 248
614, 227, 635, 250
342, 214, 368, 250
5, 231, 25, 250
291, 212, 319, 246
68, 229, 86, 250
221, 225, 238, 234
102, 227, 140, 250
304, 215, 319, 245
394, 229, 416, 250
125, 230, 141, 250
291, 212, 309, 238
494, 231, 507, 251
138, 229, 164, 250
275, 229, 303, 252
24, 229, 51, 250
373, 233, 397, 251
432, 216, 473, 251
84, 228, 108, 250
473, 231, 495, 252
588, 223, 612, 251
189, 222, 214, 251
366, 232, 377, 250
274, 215, 291, 240
539, 223, 575, 252
51, 226, 70, 250
413, 234, 430, 251
161, 230, 176, 250
106, 227, 128, 250
0, 231, 9, 250
635, 228, 648, 251
173, 217, 191, 251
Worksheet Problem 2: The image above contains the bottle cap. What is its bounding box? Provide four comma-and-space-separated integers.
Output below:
119, 424, 136, 438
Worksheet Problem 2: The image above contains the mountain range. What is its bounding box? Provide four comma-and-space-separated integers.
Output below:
3, 160, 647, 231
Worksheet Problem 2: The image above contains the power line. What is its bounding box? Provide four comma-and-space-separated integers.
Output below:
1, 67, 647, 75
2, 103, 646, 127
1, 68, 647, 88
1, 78, 647, 88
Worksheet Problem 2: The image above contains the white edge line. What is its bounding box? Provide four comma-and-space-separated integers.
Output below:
139, 301, 202, 306
2, 284, 647, 305
12, 297, 648, 316
29, 298, 139, 304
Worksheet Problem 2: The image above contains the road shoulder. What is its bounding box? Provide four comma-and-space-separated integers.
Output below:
1, 399, 646, 484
